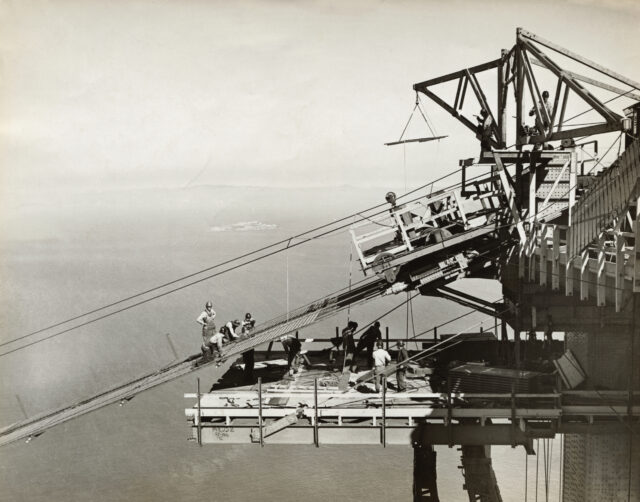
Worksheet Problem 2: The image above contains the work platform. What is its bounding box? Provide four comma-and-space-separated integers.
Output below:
184, 360, 640, 446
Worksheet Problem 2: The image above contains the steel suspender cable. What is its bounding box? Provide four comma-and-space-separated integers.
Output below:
535, 438, 540, 502
559, 434, 563, 502
525, 449, 529, 502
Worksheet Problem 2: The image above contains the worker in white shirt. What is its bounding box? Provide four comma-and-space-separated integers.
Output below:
202, 328, 225, 359
372, 340, 391, 393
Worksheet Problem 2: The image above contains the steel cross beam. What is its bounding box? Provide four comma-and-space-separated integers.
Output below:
413, 57, 505, 149
414, 28, 634, 148
517, 28, 640, 92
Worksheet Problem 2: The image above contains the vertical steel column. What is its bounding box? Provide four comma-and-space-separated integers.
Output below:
314, 378, 319, 447
510, 381, 516, 448
196, 378, 202, 447
382, 376, 387, 448
446, 375, 453, 448
498, 49, 508, 148
258, 377, 264, 447
386, 327, 390, 350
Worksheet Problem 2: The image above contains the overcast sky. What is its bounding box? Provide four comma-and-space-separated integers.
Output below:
1, 0, 639, 195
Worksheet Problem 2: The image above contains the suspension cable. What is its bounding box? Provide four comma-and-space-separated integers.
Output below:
2, 131, 628, 358
1, 166, 476, 351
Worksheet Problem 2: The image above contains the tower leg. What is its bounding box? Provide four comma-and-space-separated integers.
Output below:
563, 325, 640, 501
413, 442, 440, 501
459, 445, 503, 502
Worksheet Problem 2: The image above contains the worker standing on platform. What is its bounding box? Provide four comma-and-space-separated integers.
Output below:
355, 321, 381, 369
372, 341, 391, 393
196, 301, 217, 350
342, 321, 358, 373
396, 341, 409, 392
528, 90, 553, 149
476, 109, 493, 160
529, 90, 552, 128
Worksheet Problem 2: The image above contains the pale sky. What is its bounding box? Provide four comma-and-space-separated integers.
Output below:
1, 0, 639, 194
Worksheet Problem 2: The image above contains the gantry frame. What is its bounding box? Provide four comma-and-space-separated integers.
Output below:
413, 28, 639, 149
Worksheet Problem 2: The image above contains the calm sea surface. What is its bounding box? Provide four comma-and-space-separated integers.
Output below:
0, 186, 561, 501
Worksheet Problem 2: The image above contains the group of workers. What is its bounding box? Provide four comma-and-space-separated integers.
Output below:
337, 320, 411, 393
196, 301, 411, 393
197, 301, 256, 359
477, 89, 553, 158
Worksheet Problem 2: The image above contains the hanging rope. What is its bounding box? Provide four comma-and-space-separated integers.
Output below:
542, 438, 552, 502
385, 93, 447, 146
408, 294, 420, 350
416, 94, 438, 137
347, 218, 355, 323
558, 434, 563, 502
403, 142, 407, 191
405, 292, 410, 344
536, 439, 540, 502
525, 449, 529, 502
285, 238, 292, 322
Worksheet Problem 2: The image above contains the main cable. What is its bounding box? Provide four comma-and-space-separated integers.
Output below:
1, 166, 476, 350
3, 132, 628, 356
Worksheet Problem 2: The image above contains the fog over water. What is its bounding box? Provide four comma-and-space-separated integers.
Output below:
0, 186, 562, 501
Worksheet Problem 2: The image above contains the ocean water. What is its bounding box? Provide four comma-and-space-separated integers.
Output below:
0, 185, 562, 501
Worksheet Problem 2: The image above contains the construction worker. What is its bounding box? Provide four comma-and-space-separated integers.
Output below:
529, 90, 553, 149
529, 90, 552, 128
242, 313, 256, 335
372, 340, 391, 393
281, 334, 302, 376
196, 301, 217, 349
355, 321, 381, 369
225, 319, 241, 341
202, 328, 225, 359
396, 341, 409, 392
342, 321, 358, 373
476, 108, 493, 160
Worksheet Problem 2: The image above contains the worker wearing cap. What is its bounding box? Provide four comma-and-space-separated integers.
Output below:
202, 329, 225, 359
196, 301, 217, 348
396, 341, 409, 392
242, 312, 256, 335
372, 341, 391, 393
225, 319, 241, 341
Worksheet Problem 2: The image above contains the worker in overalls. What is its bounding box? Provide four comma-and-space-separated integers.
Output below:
342, 321, 358, 373
196, 301, 217, 354
395, 341, 409, 392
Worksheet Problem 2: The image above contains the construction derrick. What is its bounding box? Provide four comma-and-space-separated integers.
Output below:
186, 28, 640, 502
2, 26, 639, 502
